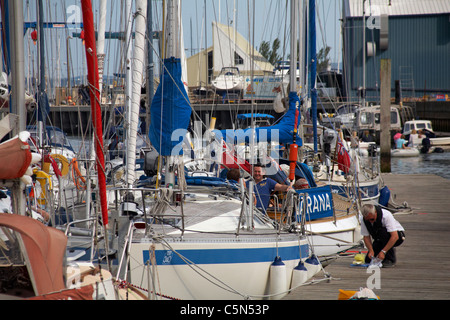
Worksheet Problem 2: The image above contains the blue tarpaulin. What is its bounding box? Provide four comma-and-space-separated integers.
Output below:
215, 92, 302, 146
148, 57, 191, 156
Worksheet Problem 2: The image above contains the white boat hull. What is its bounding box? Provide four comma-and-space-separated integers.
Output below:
212, 78, 244, 93
212, 67, 245, 94
391, 148, 420, 157
305, 214, 361, 257
129, 237, 316, 300
430, 137, 450, 146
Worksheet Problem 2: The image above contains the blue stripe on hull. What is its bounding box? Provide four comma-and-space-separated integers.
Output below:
142, 244, 310, 266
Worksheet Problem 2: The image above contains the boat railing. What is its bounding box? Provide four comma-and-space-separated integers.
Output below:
109, 186, 186, 237
107, 183, 314, 241
265, 190, 309, 235
63, 218, 96, 236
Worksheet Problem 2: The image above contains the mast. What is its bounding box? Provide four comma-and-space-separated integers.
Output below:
204, 0, 207, 89
298, 0, 306, 97
124, 0, 133, 184
146, 0, 154, 137
97, 0, 107, 96
362, 0, 366, 107
8, 0, 25, 130
80, 0, 108, 227
309, 0, 318, 154
163, 0, 179, 188
288, 0, 300, 181
37, 0, 48, 146
148, 0, 191, 190
8, 0, 26, 216
289, 1, 298, 91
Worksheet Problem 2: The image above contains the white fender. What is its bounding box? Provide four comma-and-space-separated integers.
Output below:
290, 260, 308, 289
305, 254, 321, 280
269, 256, 288, 300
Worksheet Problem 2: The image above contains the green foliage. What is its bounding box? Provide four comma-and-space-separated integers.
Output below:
317, 46, 331, 72
259, 38, 282, 65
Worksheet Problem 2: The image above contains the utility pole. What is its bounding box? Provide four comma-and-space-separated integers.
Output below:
380, 59, 391, 172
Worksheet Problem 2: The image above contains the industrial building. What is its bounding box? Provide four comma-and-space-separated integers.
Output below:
342, 0, 450, 103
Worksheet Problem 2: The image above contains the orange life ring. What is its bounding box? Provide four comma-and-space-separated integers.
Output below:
70, 158, 87, 190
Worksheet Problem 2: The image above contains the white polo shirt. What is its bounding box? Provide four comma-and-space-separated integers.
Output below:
360, 208, 404, 237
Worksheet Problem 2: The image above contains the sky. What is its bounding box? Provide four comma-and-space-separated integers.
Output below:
180, 0, 342, 62
16, 0, 342, 86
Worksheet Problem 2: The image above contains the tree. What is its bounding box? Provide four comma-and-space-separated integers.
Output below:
259, 38, 282, 65
317, 46, 331, 72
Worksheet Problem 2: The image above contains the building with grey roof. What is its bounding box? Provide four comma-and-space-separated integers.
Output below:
342, 0, 450, 103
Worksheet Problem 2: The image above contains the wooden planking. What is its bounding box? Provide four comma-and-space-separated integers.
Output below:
284, 174, 450, 300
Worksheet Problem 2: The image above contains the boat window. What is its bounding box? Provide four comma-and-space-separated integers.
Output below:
404, 123, 411, 132
427, 123, 432, 130
372, 112, 397, 125
360, 112, 373, 125
49, 130, 67, 146
391, 111, 398, 124
416, 123, 426, 130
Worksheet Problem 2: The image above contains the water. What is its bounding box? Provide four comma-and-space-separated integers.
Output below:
390, 151, 450, 180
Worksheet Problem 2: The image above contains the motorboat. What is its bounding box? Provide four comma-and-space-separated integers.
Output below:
354, 105, 402, 143
212, 67, 244, 94
391, 147, 420, 157
403, 119, 450, 147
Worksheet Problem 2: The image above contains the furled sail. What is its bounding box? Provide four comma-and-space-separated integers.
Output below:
126, 0, 147, 185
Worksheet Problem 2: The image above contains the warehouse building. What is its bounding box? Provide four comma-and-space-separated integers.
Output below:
342, 0, 450, 103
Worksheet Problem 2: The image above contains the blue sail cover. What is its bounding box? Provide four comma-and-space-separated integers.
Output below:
149, 57, 191, 156
215, 92, 302, 146
36, 91, 50, 122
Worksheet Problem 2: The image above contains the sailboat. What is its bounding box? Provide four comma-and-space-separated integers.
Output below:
0, 0, 139, 300
205, 0, 363, 260
302, 0, 381, 205
106, 0, 326, 301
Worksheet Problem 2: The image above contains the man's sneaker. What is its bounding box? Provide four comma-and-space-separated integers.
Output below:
382, 260, 396, 268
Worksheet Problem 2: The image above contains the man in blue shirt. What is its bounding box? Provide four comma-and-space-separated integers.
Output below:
246, 164, 293, 211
